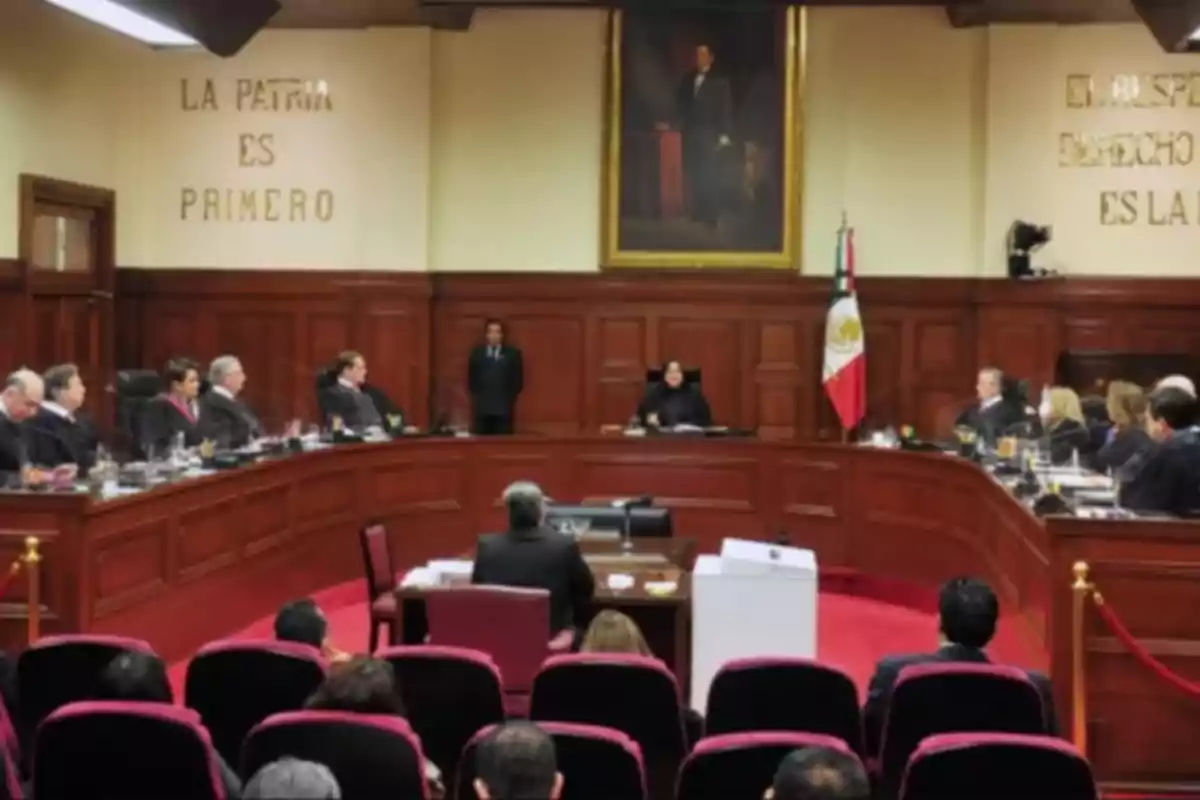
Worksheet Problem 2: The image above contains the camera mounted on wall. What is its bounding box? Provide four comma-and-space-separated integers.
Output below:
1006, 220, 1054, 279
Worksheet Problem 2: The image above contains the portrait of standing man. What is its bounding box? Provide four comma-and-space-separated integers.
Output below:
673, 43, 732, 228
468, 319, 524, 435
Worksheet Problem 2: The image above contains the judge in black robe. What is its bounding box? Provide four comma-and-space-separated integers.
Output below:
141, 357, 203, 454
1120, 387, 1200, 517
198, 355, 260, 449
0, 370, 44, 486
317, 350, 382, 430
954, 367, 1024, 445
24, 364, 97, 476
636, 360, 713, 429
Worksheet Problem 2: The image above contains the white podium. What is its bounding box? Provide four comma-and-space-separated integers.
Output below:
689, 538, 818, 711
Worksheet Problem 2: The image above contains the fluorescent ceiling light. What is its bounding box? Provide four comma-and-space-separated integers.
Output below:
1191, 25, 1200, 41
42, 0, 197, 47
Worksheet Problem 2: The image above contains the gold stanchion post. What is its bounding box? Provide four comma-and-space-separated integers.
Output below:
23, 537, 40, 644
1071, 560, 1091, 755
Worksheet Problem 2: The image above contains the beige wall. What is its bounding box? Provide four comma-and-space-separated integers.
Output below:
0, 1, 1196, 275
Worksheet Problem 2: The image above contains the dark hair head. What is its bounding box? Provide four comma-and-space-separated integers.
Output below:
274, 598, 327, 649
42, 363, 80, 400
475, 722, 558, 800
334, 351, 364, 376
97, 651, 173, 703
163, 357, 199, 387
937, 577, 998, 649
244, 757, 341, 799
484, 319, 504, 334
1147, 386, 1196, 431
305, 656, 406, 716
771, 746, 869, 800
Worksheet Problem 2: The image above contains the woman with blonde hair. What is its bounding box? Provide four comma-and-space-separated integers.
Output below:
1039, 386, 1090, 465
580, 610, 653, 656
1093, 380, 1153, 473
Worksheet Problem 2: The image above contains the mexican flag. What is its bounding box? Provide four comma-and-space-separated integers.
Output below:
822, 223, 866, 431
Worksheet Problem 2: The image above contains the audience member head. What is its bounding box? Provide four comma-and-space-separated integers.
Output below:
1, 369, 44, 422
503, 480, 546, 530
580, 610, 653, 656
274, 598, 328, 650
765, 746, 869, 800
43, 363, 86, 413
1155, 374, 1196, 398
1106, 381, 1146, 431
484, 318, 505, 347
334, 351, 367, 386
976, 367, 1002, 402
663, 360, 685, 389
97, 651, 173, 703
164, 357, 201, 400
244, 758, 341, 799
305, 655, 406, 716
474, 722, 562, 800
1042, 387, 1083, 426
937, 577, 998, 650
1145, 386, 1197, 442
208, 355, 246, 396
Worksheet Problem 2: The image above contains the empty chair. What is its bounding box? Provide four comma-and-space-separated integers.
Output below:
879, 663, 1046, 799
677, 731, 859, 800
359, 522, 397, 653
901, 733, 1097, 800
16, 634, 154, 747
380, 645, 505, 782
705, 657, 863, 752
33, 701, 226, 800
457, 722, 646, 800
530, 653, 685, 798
184, 639, 327, 767
241, 710, 427, 800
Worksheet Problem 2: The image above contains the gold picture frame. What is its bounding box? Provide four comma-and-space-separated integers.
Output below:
601, 6, 806, 269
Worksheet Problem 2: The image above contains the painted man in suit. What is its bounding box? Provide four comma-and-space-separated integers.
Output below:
677, 43, 734, 227
468, 319, 524, 435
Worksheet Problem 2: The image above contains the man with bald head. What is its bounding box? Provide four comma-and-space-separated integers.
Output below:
0, 369, 44, 484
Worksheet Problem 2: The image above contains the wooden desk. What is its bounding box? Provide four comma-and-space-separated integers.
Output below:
0, 437, 1196, 791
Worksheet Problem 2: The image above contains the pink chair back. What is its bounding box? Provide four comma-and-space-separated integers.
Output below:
359, 522, 395, 600
678, 731, 858, 800
901, 732, 1096, 800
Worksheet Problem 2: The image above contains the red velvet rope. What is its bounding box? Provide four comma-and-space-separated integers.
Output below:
1093, 597, 1200, 698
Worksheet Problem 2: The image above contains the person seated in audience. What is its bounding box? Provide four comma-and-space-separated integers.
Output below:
274, 598, 351, 664
764, 745, 869, 800
24, 363, 96, 478
472, 481, 594, 649
862, 577, 1057, 759
636, 359, 713, 429
198, 355, 261, 449
318, 351, 381, 431
1119, 386, 1200, 517
954, 367, 1025, 445
1090, 381, 1151, 474
143, 357, 204, 454
472, 721, 562, 800
243, 758, 340, 800
97, 651, 242, 798
1155, 374, 1196, 397
580, 609, 653, 656
305, 655, 444, 797
0, 369, 45, 487
1037, 386, 1090, 465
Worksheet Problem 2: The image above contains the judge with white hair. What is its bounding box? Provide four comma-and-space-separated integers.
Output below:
198, 355, 261, 449
0, 369, 45, 484
1155, 374, 1196, 398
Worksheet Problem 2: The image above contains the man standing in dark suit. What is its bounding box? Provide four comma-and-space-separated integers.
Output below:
471, 481, 595, 641
318, 351, 382, 431
25, 363, 97, 477
0, 369, 44, 485
677, 43, 733, 227
468, 319, 524, 436
198, 355, 261, 449
862, 577, 1058, 758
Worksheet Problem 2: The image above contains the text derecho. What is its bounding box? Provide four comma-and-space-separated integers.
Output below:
179, 78, 334, 223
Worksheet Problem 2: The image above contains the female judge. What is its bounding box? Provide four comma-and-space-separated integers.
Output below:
143, 357, 203, 454
1039, 386, 1090, 465
1091, 380, 1153, 473
636, 360, 712, 429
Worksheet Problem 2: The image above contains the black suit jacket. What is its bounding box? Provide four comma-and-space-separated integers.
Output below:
141, 396, 202, 453
318, 384, 381, 430
1090, 427, 1153, 474
468, 345, 524, 416
862, 643, 1059, 758
1119, 429, 1200, 517
1043, 418, 1091, 465
471, 526, 595, 635
198, 391, 260, 450
636, 384, 713, 428
23, 409, 97, 475
0, 415, 26, 485
678, 70, 733, 146
954, 399, 1025, 445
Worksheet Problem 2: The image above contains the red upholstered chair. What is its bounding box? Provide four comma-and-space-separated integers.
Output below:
530, 653, 686, 798
379, 645, 505, 782
359, 522, 397, 653
183, 639, 327, 767
901, 733, 1097, 800
16, 634, 155, 749
704, 656, 863, 752
456, 722, 647, 800
426, 585, 558, 716
677, 731, 858, 800
879, 663, 1047, 800
241, 710, 428, 800
33, 701, 226, 800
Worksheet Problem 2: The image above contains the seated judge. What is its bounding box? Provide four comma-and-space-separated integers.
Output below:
142, 357, 203, 454
0, 369, 43, 485
318, 350, 381, 430
636, 360, 712, 429
862, 577, 1058, 759
198, 355, 261, 449
1091, 380, 1152, 474
954, 367, 1025, 444
24, 363, 97, 477
1119, 386, 1200, 517
471, 481, 595, 647
1038, 387, 1090, 465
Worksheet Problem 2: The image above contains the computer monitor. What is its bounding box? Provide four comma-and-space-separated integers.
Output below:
545, 505, 673, 538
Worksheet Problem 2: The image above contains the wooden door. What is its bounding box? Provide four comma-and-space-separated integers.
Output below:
18, 175, 116, 428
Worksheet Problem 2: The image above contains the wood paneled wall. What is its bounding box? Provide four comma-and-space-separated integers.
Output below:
102, 270, 1200, 439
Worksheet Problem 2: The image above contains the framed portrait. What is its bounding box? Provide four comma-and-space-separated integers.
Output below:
602, 6, 806, 269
